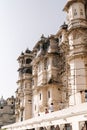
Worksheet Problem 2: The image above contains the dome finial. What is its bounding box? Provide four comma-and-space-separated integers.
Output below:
25, 48, 31, 53
21, 51, 24, 55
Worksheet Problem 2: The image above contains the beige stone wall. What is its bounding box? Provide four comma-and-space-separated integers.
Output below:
0, 97, 15, 127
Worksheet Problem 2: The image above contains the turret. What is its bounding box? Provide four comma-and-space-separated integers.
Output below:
15, 48, 33, 122
63, 0, 87, 29
63, 0, 87, 106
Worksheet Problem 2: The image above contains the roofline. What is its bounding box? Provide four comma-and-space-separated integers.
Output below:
63, 0, 85, 12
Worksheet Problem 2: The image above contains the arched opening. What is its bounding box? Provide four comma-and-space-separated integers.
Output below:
26, 59, 32, 64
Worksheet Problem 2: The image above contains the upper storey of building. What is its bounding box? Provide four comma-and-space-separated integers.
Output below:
32, 34, 59, 63
17, 48, 33, 76
17, 48, 33, 84
63, 0, 87, 30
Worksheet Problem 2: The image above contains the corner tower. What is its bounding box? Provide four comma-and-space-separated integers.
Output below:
15, 48, 33, 122
64, 0, 87, 106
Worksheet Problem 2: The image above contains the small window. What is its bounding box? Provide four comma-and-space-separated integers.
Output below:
40, 93, 41, 100
11, 102, 13, 104
11, 106, 13, 109
38, 62, 41, 72
44, 59, 49, 70
38, 45, 40, 51
74, 9, 77, 16
21, 110, 23, 121
50, 103, 54, 112
82, 121, 87, 130
21, 60, 23, 64
59, 35, 62, 42
26, 68, 32, 74
50, 126, 55, 130
65, 124, 72, 130
80, 9, 83, 15
35, 105, 36, 111
55, 125, 60, 130
85, 90, 87, 102
0, 106, 3, 109
26, 59, 32, 64
40, 127, 44, 130
55, 38, 59, 43
48, 91, 50, 98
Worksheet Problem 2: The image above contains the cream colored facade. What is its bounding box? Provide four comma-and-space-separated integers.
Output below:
64, 0, 87, 107
15, 49, 33, 121
0, 96, 15, 128
2, 0, 87, 130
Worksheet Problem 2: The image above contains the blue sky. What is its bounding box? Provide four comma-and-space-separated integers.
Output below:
0, 0, 66, 99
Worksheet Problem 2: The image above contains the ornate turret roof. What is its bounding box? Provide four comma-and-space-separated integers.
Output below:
60, 22, 68, 29
25, 48, 31, 54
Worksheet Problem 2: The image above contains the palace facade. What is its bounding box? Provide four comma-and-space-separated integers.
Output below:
2, 0, 87, 130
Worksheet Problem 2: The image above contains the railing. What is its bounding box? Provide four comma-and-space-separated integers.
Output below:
2, 102, 87, 130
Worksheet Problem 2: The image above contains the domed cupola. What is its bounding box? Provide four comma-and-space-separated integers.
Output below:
17, 48, 33, 79
60, 22, 68, 30
25, 48, 31, 54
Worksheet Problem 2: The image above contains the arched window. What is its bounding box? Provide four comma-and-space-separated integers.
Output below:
55, 125, 60, 130
26, 58, 32, 64
26, 69, 30, 73
64, 124, 72, 130
50, 125, 55, 130
23, 68, 32, 74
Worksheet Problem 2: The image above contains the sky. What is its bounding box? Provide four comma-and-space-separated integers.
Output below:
0, 0, 66, 99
